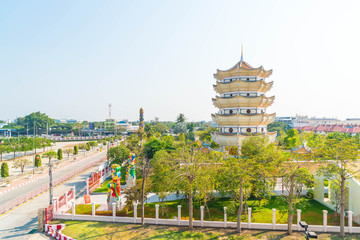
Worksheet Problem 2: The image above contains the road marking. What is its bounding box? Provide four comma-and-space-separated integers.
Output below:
0, 157, 105, 216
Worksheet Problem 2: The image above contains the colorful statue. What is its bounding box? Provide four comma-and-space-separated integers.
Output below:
107, 164, 121, 208
126, 154, 136, 188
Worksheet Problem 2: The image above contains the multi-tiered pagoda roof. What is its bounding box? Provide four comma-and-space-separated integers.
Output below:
211, 55, 276, 149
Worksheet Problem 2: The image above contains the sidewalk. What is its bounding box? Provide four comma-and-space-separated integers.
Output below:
0, 149, 101, 195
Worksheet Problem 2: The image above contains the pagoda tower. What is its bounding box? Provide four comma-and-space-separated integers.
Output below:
211, 51, 276, 152
139, 108, 144, 130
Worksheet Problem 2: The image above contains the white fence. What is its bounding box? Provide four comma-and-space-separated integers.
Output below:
53, 202, 360, 234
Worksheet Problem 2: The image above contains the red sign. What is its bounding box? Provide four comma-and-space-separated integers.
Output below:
84, 195, 91, 204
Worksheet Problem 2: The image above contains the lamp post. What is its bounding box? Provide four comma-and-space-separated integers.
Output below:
32, 122, 36, 174
299, 221, 318, 240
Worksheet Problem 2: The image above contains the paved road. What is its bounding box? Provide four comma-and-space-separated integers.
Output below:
0, 150, 107, 239
1, 141, 89, 177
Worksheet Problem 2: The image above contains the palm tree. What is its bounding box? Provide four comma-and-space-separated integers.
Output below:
176, 113, 186, 124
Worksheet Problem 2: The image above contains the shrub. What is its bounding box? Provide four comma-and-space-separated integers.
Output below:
306, 189, 314, 199
85, 143, 90, 151
57, 148, 63, 160
74, 145, 79, 155
1, 162, 9, 178
35, 154, 42, 167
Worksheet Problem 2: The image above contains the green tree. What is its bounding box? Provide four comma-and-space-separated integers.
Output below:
73, 145, 79, 155
315, 137, 359, 237
16, 112, 55, 134
0, 143, 9, 162
219, 136, 284, 233
176, 113, 186, 123
171, 146, 218, 230
151, 150, 176, 216
88, 141, 98, 149
35, 154, 42, 167
42, 150, 57, 162
143, 138, 166, 159
144, 124, 155, 139
284, 129, 300, 149
300, 131, 325, 149
152, 123, 168, 134
218, 156, 252, 233
85, 143, 90, 151
267, 121, 290, 133
57, 148, 63, 160
107, 144, 130, 165
278, 157, 314, 235
19, 137, 33, 156
177, 133, 185, 143
1, 162, 9, 178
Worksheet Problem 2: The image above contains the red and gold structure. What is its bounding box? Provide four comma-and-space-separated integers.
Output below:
211, 50, 276, 151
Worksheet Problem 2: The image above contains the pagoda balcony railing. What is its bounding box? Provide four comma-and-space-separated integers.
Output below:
217, 112, 262, 116
221, 94, 263, 99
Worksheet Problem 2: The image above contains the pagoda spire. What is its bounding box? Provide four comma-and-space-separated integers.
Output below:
241, 44, 243, 62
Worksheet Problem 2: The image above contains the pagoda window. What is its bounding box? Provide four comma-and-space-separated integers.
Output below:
247, 78, 250, 81
246, 128, 251, 133
261, 127, 264, 132
229, 109, 233, 114
247, 93, 250, 96
229, 128, 233, 133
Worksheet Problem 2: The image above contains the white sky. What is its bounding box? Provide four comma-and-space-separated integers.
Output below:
1, 0, 360, 122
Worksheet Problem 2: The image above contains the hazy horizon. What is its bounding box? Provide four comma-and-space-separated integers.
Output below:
1, 0, 360, 122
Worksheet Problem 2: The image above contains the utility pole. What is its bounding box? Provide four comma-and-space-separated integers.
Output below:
49, 157, 53, 205
32, 122, 35, 174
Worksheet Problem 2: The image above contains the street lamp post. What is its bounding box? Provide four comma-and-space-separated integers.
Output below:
32, 122, 35, 174
49, 157, 53, 205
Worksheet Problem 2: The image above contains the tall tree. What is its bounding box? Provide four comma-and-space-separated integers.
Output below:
315, 137, 359, 237
171, 146, 218, 230
107, 144, 130, 165
151, 150, 177, 216
278, 156, 314, 235
176, 113, 186, 124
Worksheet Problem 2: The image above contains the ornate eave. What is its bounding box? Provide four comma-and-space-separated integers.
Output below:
211, 131, 277, 147
212, 113, 276, 126
213, 80, 273, 94
213, 60, 272, 81
212, 95, 275, 108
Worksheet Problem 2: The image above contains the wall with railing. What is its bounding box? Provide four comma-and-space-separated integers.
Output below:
53, 202, 360, 234
86, 162, 111, 194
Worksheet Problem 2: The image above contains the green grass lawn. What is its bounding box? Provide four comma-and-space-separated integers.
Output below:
70, 204, 101, 214
73, 196, 351, 226
93, 178, 126, 193
51, 220, 360, 240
